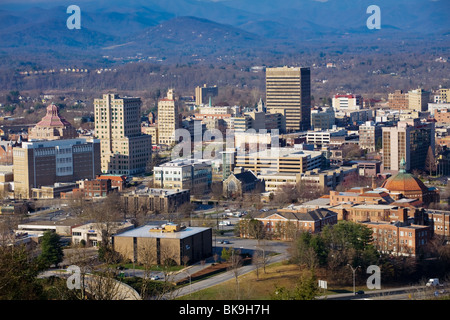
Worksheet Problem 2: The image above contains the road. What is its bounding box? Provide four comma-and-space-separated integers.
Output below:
169, 237, 290, 298
171, 251, 289, 299
319, 284, 450, 300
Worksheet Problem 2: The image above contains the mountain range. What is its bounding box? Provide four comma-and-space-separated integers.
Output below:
0, 0, 448, 68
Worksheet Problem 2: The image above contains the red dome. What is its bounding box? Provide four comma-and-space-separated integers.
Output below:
380, 172, 428, 193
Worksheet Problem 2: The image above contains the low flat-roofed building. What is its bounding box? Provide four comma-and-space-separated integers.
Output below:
72, 221, 135, 247
121, 187, 190, 214
235, 147, 323, 175
258, 166, 357, 193
112, 223, 212, 265
16, 218, 82, 237
153, 158, 212, 195
96, 175, 127, 191
1, 232, 41, 251
31, 182, 78, 199
346, 160, 381, 177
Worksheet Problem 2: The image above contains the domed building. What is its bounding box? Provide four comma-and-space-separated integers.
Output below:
28, 103, 78, 141
380, 158, 439, 205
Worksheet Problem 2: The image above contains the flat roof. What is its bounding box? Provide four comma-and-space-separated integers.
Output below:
114, 225, 211, 239
125, 187, 190, 196
353, 204, 397, 209
18, 218, 81, 228
240, 148, 323, 159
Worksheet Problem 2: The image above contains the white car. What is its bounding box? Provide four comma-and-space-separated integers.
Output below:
150, 275, 160, 280
426, 278, 442, 287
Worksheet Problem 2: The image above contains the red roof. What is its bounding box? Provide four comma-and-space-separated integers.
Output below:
97, 175, 127, 182
36, 104, 72, 127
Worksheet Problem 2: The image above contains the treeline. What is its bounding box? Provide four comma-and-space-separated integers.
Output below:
289, 220, 450, 287
2, 46, 449, 103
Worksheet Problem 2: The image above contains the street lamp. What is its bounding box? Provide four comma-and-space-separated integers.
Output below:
182, 270, 192, 296
347, 264, 360, 295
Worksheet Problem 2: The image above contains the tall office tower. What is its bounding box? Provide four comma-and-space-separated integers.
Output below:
408, 88, 430, 112
157, 89, 179, 145
13, 138, 101, 199
359, 121, 383, 153
195, 84, 218, 106
94, 93, 152, 176
382, 118, 435, 174
266, 66, 311, 132
388, 90, 409, 110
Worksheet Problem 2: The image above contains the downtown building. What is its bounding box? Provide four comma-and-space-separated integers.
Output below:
157, 89, 180, 145
359, 121, 383, 153
265, 66, 311, 132
13, 138, 101, 199
382, 118, 435, 174
13, 103, 101, 199
234, 147, 324, 175
153, 158, 212, 195
94, 93, 152, 176
332, 93, 363, 111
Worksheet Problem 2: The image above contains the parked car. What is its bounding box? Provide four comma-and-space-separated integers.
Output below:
355, 290, 365, 295
150, 275, 160, 281
223, 240, 230, 244
426, 278, 442, 287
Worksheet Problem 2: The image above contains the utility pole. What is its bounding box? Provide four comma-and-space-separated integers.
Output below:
347, 264, 360, 295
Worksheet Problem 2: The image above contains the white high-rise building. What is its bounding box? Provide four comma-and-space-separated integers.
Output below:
94, 93, 152, 175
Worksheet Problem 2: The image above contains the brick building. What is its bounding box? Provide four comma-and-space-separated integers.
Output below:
112, 223, 212, 265
13, 138, 101, 199
121, 187, 190, 214
363, 221, 431, 256
248, 207, 338, 240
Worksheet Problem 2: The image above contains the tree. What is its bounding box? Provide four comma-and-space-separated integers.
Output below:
228, 249, 243, 299
221, 247, 233, 262
247, 218, 266, 243
271, 269, 319, 300
291, 232, 320, 269
38, 230, 64, 268
425, 146, 437, 176
0, 244, 44, 299
82, 193, 125, 262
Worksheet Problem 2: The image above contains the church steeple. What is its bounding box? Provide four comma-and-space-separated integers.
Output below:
399, 157, 406, 173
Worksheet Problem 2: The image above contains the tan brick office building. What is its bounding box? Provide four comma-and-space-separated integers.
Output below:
112, 223, 212, 265
121, 187, 190, 214
94, 93, 152, 175
13, 138, 101, 199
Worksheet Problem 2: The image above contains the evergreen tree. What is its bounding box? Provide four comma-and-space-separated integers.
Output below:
38, 230, 64, 269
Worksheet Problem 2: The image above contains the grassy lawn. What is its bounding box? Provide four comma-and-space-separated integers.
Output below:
178, 261, 303, 300
177, 261, 370, 300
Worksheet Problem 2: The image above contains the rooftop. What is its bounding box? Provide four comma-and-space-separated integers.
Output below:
241, 147, 323, 159
127, 187, 189, 196
114, 224, 210, 239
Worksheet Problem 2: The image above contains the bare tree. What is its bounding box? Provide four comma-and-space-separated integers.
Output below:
425, 145, 437, 176
228, 248, 243, 300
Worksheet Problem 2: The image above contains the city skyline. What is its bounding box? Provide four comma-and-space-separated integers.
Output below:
0, 0, 449, 310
